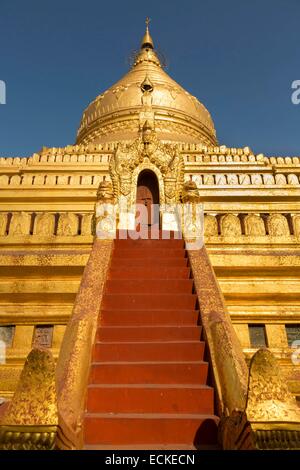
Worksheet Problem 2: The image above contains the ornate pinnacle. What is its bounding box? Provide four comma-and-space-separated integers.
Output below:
141, 17, 154, 50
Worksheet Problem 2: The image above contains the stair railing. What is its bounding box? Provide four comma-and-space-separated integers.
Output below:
55, 239, 113, 449
187, 245, 249, 417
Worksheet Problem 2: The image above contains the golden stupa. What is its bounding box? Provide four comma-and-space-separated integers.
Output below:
0, 20, 299, 450
77, 22, 216, 145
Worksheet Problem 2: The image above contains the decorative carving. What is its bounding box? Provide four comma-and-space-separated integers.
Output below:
287, 174, 299, 185
182, 180, 200, 204
22, 175, 33, 185
0, 348, 58, 450
227, 174, 238, 185
10, 175, 21, 185
203, 174, 214, 185
215, 174, 226, 185
70, 175, 80, 185
164, 176, 177, 203
34, 175, 45, 185
193, 175, 202, 186
81, 175, 92, 185
93, 175, 102, 186
45, 175, 57, 185
275, 173, 287, 185
139, 75, 155, 130
9, 212, 31, 236
96, 180, 115, 203
220, 351, 300, 450
110, 137, 143, 199
109, 129, 184, 211
94, 181, 117, 237
267, 214, 290, 236
246, 349, 300, 422
244, 214, 266, 236
33, 326, 53, 349
57, 175, 69, 185
220, 214, 242, 237
57, 213, 78, 236
0, 213, 7, 236
293, 215, 300, 238
0, 175, 9, 185
263, 174, 275, 185
239, 174, 251, 185
34, 213, 55, 236
81, 214, 94, 236
141, 126, 184, 186
251, 174, 263, 185
204, 215, 218, 236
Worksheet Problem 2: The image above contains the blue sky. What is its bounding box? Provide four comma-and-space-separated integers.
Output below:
0, 0, 299, 156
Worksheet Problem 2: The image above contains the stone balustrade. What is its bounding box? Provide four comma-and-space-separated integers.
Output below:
0, 212, 93, 237
204, 213, 299, 237
0, 211, 299, 238
0, 174, 106, 187
187, 172, 300, 186
1, 170, 300, 188
0, 143, 300, 169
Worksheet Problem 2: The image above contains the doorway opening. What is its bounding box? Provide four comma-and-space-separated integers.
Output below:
136, 170, 160, 229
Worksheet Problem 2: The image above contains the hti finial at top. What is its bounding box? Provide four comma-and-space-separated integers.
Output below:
141, 17, 154, 50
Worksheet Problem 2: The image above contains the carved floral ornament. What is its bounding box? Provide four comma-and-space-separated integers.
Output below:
108, 129, 184, 207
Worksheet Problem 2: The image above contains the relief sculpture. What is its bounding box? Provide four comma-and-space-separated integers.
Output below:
57, 213, 78, 236
267, 214, 290, 237
220, 214, 242, 237
9, 212, 31, 236
204, 215, 218, 236
0, 213, 7, 236
34, 213, 55, 236
244, 214, 266, 236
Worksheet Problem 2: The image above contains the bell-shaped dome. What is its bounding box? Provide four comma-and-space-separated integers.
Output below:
76, 24, 217, 146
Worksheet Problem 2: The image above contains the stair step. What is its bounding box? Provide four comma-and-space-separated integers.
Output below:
84, 413, 219, 445
102, 294, 197, 310
114, 239, 185, 249
86, 384, 214, 414
108, 266, 190, 280
83, 236, 218, 448
90, 361, 208, 384
111, 258, 188, 268
93, 341, 205, 362
113, 248, 186, 259
105, 279, 194, 294
97, 326, 202, 342
100, 309, 199, 326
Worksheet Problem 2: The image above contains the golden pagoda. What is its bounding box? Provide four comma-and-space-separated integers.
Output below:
0, 21, 299, 450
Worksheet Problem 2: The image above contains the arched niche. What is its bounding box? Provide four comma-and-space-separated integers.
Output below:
130, 162, 165, 208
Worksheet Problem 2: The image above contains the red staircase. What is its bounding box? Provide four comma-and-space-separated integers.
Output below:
83, 236, 219, 449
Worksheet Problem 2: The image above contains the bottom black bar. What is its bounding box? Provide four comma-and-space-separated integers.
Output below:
0, 450, 299, 467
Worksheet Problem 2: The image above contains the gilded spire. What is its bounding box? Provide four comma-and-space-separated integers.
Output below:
141, 17, 154, 49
